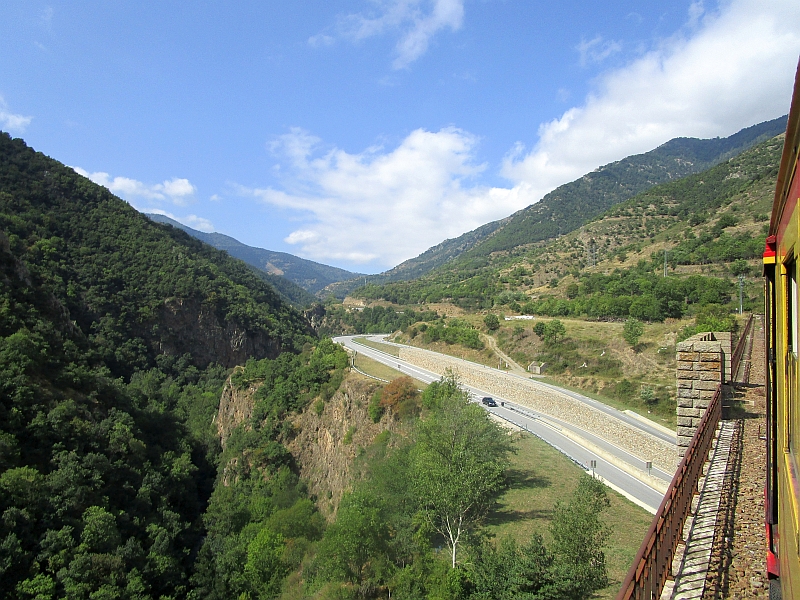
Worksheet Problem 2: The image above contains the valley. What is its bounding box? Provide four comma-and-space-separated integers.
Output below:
0, 116, 785, 599
338, 334, 674, 509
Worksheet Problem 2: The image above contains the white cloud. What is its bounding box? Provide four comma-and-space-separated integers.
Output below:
313, 0, 464, 69
247, 127, 534, 268
182, 214, 215, 232
308, 33, 335, 48
687, 1, 705, 28
0, 97, 33, 133
503, 0, 800, 188
258, 0, 800, 270
161, 177, 195, 198
577, 35, 622, 67
146, 209, 215, 233
73, 167, 197, 206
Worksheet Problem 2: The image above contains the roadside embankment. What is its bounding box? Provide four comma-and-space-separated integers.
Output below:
397, 346, 678, 473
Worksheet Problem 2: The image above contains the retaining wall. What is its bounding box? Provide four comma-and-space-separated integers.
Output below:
398, 346, 678, 472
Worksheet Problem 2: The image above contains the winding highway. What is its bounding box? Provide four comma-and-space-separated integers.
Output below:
334, 334, 676, 514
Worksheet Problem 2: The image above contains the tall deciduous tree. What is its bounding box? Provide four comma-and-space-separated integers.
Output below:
410, 383, 514, 568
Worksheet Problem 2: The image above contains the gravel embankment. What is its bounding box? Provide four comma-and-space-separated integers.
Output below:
703, 317, 769, 599
398, 346, 678, 473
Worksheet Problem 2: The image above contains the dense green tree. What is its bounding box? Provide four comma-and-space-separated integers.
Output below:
542, 320, 567, 344
244, 527, 285, 599
483, 313, 500, 331
548, 475, 611, 599
315, 490, 391, 585
420, 370, 462, 410
623, 318, 644, 348
410, 387, 514, 568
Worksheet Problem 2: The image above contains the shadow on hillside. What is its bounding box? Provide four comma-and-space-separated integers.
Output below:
485, 468, 553, 527
505, 468, 551, 490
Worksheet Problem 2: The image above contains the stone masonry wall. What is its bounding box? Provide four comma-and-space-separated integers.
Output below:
676, 333, 724, 454
398, 346, 678, 473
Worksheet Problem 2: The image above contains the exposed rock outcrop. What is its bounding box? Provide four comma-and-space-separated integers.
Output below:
153, 297, 283, 368
213, 369, 396, 515
216, 369, 259, 449
303, 303, 326, 332
287, 376, 397, 519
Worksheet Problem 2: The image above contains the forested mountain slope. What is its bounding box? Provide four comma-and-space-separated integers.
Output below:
0, 134, 314, 374
147, 214, 362, 296
0, 131, 326, 598
454, 115, 784, 262
355, 132, 782, 317
335, 115, 785, 298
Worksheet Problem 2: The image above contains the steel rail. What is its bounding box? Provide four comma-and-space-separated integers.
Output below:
730, 313, 754, 383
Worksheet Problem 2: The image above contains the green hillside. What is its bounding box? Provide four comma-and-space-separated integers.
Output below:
0, 132, 335, 598
147, 214, 362, 297
354, 132, 782, 318
0, 132, 622, 600
456, 116, 784, 261
337, 116, 785, 299
250, 267, 318, 308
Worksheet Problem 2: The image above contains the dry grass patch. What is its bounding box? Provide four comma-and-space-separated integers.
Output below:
352, 354, 427, 388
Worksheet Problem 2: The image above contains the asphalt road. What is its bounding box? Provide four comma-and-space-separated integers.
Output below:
334, 334, 671, 513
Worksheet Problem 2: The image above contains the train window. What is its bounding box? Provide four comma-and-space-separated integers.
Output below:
788, 260, 800, 461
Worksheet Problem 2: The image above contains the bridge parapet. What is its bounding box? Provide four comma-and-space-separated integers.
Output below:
675, 332, 729, 454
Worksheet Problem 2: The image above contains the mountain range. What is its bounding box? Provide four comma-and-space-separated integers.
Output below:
325, 115, 786, 297
354, 127, 783, 311
146, 214, 363, 298
145, 115, 786, 305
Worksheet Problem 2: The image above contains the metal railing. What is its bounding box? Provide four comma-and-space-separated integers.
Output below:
730, 313, 754, 383
617, 316, 755, 599
616, 384, 722, 600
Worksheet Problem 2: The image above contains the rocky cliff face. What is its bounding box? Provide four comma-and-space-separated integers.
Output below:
215, 369, 259, 449
303, 303, 326, 332
213, 370, 396, 517
152, 297, 283, 369
288, 376, 397, 519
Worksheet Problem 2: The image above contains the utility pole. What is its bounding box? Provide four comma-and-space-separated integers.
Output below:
739, 275, 745, 314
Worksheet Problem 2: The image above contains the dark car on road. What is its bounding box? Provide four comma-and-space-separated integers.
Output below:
481, 397, 497, 407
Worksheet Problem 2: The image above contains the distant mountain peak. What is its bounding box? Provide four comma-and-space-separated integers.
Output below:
145, 214, 363, 297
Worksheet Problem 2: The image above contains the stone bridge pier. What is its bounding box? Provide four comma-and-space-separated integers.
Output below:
675, 332, 731, 455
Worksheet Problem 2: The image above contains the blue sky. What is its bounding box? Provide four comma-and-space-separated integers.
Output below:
1, 1, 799, 273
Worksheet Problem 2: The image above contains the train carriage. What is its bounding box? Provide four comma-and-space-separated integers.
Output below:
765, 58, 800, 599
